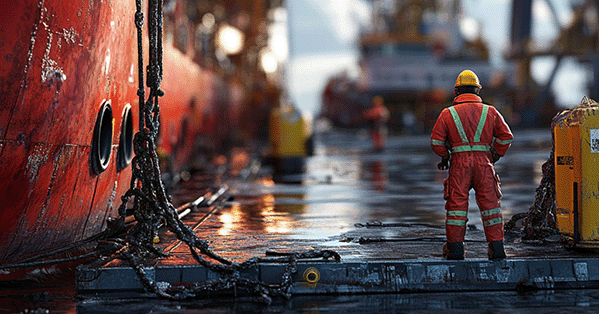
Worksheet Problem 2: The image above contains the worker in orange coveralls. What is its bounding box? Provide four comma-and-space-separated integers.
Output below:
431, 70, 513, 260
363, 95, 390, 152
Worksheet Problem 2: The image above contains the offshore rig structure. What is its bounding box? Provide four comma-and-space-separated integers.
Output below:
322, 0, 599, 132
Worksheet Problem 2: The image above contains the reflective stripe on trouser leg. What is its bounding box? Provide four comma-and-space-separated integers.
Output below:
481, 208, 504, 242
445, 155, 473, 243
472, 159, 504, 242
446, 210, 468, 242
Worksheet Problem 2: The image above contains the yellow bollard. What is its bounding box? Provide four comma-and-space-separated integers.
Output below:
268, 103, 312, 183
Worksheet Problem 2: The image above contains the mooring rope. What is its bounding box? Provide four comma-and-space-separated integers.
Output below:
102, 0, 340, 302
0, 2, 338, 298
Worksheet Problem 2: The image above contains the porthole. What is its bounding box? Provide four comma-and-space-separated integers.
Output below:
117, 104, 134, 171
91, 100, 113, 175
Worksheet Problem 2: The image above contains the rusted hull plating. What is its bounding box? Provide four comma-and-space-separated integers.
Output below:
0, 0, 234, 265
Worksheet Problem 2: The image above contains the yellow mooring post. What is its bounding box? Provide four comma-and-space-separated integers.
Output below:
268, 103, 313, 183
554, 96, 599, 248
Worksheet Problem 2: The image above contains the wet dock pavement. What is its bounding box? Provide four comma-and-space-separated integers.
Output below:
163, 128, 584, 261
77, 127, 599, 301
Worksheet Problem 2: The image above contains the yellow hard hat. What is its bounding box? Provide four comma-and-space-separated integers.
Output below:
455, 70, 482, 89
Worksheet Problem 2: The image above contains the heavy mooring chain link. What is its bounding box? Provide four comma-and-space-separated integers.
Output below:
106, 0, 340, 302
505, 117, 560, 241
521, 153, 559, 240
504, 153, 559, 241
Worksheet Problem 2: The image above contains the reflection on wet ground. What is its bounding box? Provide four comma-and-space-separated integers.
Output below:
182, 128, 570, 262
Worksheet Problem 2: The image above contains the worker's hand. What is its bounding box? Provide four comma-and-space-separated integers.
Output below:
490, 147, 502, 163
437, 156, 450, 170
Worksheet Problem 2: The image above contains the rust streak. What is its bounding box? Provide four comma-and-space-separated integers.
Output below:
2, 0, 46, 144
26, 144, 50, 186
32, 146, 63, 237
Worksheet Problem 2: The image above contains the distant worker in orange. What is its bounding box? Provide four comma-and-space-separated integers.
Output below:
431, 70, 513, 260
363, 95, 390, 152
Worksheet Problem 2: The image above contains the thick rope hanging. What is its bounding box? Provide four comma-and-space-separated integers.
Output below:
103, 0, 340, 302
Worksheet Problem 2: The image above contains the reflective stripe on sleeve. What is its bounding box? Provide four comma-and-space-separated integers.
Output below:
495, 138, 513, 145
431, 139, 446, 146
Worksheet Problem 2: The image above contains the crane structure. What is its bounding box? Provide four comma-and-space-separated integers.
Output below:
507, 0, 599, 125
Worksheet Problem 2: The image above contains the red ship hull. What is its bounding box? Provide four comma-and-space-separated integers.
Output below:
0, 0, 236, 266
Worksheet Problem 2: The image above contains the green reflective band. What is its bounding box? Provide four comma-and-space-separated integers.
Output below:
447, 219, 467, 226
495, 138, 513, 145
473, 105, 489, 142
481, 208, 501, 217
451, 145, 490, 153
447, 210, 468, 217
483, 217, 503, 227
448, 107, 469, 143
471, 145, 490, 151
431, 139, 446, 146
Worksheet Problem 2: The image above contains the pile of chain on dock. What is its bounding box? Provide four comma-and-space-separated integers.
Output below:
504, 153, 559, 241
504, 109, 579, 242
99, 0, 339, 303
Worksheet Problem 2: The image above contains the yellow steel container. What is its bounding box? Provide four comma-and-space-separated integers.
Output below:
554, 97, 599, 247
554, 118, 580, 238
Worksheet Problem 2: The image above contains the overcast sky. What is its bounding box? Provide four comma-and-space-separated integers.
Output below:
287, 0, 371, 114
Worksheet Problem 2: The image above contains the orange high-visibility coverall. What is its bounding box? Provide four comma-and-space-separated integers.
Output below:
431, 93, 513, 243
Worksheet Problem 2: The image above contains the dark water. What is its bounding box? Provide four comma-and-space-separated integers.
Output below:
77, 289, 599, 313
4, 289, 599, 313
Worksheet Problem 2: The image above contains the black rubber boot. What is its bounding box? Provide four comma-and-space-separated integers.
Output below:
488, 241, 507, 260
443, 242, 464, 260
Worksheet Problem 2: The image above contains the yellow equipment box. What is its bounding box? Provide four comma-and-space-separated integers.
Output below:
554, 97, 599, 248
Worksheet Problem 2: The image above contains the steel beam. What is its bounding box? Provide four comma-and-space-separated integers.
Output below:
77, 258, 599, 297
